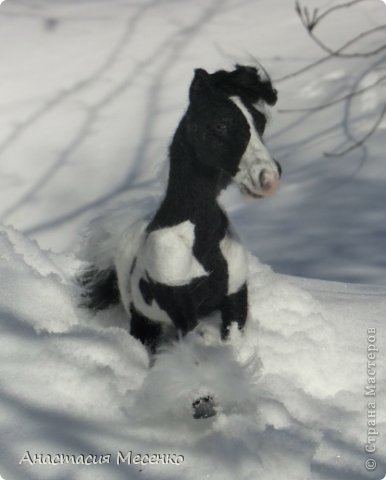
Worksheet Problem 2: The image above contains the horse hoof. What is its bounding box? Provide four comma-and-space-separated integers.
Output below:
192, 395, 217, 419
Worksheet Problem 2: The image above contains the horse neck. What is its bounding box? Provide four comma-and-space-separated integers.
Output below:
151, 118, 227, 229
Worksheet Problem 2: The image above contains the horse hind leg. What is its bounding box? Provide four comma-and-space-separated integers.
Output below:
78, 266, 120, 311
129, 304, 164, 355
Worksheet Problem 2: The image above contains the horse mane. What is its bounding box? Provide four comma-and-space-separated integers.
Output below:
210, 64, 277, 106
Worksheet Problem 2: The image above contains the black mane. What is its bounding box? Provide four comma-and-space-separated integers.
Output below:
210, 64, 277, 106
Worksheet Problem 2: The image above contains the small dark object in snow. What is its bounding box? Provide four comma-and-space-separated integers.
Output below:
44, 17, 59, 31
192, 395, 216, 419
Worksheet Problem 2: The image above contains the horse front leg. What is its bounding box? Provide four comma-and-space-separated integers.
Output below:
170, 288, 199, 337
220, 283, 248, 339
129, 304, 163, 355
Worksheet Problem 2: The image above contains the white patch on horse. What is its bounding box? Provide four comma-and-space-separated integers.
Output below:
114, 219, 148, 313
230, 96, 275, 193
143, 220, 208, 286
220, 226, 248, 295
114, 219, 172, 324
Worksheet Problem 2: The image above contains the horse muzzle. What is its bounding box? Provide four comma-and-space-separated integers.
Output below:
240, 160, 281, 199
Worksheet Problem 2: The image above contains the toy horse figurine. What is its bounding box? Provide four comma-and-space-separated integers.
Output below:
80, 64, 281, 358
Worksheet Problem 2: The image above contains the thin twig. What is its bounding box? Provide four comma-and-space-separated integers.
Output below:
275, 25, 386, 83
296, 1, 386, 58
308, 28, 386, 58
278, 74, 386, 113
324, 104, 386, 157
313, 0, 370, 25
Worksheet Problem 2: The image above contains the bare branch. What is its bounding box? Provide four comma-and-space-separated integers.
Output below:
324, 105, 386, 157
275, 25, 386, 83
295, 1, 386, 58
308, 27, 386, 58
278, 74, 386, 113
313, 0, 370, 25
278, 1, 386, 161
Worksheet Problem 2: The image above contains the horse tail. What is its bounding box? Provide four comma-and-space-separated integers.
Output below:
78, 265, 120, 311
77, 207, 125, 310
77, 202, 151, 312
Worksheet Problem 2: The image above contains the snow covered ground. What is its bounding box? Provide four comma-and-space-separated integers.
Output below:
0, 0, 386, 479
1, 224, 385, 480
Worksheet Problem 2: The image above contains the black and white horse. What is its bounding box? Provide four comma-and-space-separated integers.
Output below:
80, 65, 281, 359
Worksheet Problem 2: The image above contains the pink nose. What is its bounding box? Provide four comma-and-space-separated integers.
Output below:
259, 169, 280, 196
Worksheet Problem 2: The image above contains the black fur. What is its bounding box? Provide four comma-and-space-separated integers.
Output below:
220, 283, 248, 339
79, 267, 120, 311
130, 305, 163, 355
210, 65, 277, 106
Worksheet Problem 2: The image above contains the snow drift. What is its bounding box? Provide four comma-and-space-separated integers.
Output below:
0, 223, 385, 480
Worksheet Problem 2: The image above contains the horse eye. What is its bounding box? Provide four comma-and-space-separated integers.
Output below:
213, 123, 228, 136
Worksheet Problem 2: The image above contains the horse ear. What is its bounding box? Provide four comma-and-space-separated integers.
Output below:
211, 65, 278, 106
189, 68, 211, 101
232, 65, 278, 106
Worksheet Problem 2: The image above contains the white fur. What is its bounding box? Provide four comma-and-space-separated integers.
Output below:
230, 96, 276, 195
142, 220, 208, 287
117, 220, 208, 325
220, 226, 248, 295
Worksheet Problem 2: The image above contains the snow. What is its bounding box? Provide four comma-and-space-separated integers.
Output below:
1, 224, 385, 480
1, 0, 386, 479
